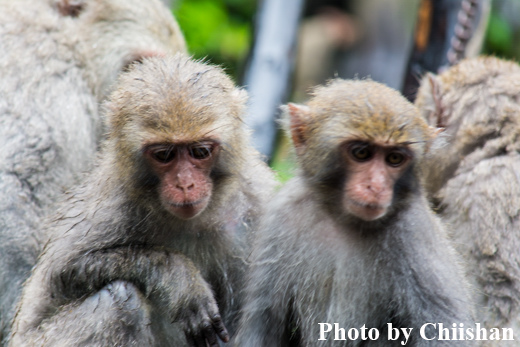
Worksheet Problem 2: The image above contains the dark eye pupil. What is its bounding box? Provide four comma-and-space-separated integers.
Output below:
190, 146, 212, 159
387, 153, 404, 165
352, 147, 370, 160
152, 149, 175, 163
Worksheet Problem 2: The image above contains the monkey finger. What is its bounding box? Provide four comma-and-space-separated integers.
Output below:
201, 320, 220, 347
184, 327, 206, 347
210, 313, 229, 342
185, 313, 210, 347
193, 297, 228, 343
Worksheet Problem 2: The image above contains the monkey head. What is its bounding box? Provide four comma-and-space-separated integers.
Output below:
105, 54, 249, 220
53, 0, 187, 101
285, 79, 440, 222
416, 57, 520, 196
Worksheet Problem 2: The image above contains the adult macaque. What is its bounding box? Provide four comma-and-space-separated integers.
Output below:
9, 54, 275, 347
415, 56, 520, 340
235, 79, 474, 346
0, 0, 185, 342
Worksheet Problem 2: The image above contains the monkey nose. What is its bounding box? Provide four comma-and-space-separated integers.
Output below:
366, 184, 382, 194
176, 182, 195, 192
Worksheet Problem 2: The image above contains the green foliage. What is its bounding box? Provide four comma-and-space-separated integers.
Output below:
269, 135, 296, 183
271, 155, 296, 183
173, 0, 257, 80
484, 12, 514, 58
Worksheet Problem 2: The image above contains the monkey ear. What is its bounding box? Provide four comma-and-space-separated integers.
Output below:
426, 73, 441, 99
55, 0, 85, 17
425, 73, 445, 127
283, 103, 312, 154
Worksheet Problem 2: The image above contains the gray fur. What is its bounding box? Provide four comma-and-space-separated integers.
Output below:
236, 79, 475, 346
237, 179, 474, 346
0, 0, 185, 343
416, 56, 520, 344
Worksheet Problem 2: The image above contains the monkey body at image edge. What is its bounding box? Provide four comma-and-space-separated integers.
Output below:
0, 0, 186, 343
416, 56, 520, 345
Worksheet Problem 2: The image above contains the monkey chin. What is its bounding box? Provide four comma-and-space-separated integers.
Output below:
165, 197, 210, 220
345, 200, 389, 222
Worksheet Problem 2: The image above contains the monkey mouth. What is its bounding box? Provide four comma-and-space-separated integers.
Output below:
349, 199, 386, 210
169, 198, 206, 208
346, 199, 389, 221
166, 196, 210, 220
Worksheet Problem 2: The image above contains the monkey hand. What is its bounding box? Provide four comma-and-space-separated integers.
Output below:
180, 284, 229, 347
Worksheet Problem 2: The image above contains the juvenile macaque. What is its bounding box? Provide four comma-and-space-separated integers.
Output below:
0, 0, 185, 342
9, 54, 275, 347
415, 56, 520, 341
235, 79, 474, 346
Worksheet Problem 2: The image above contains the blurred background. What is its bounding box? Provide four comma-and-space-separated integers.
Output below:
165, 0, 520, 182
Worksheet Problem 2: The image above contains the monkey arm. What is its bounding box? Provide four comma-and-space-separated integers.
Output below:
236, 268, 295, 346
235, 224, 298, 345
393, 200, 476, 329
41, 246, 229, 345
0, 175, 43, 341
52, 247, 192, 303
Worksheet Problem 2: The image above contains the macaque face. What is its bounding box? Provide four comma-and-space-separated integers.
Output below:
145, 140, 220, 219
341, 141, 413, 221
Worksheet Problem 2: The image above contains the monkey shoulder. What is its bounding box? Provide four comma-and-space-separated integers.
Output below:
265, 178, 326, 227
225, 158, 277, 232
251, 177, 345, 269
0, 4, 101, 205
438, 154, 520, 255
237, 158, 277, 204
41, 175, 129, 255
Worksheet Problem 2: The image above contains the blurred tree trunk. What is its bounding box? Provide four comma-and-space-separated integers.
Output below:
243, 0, 304, 159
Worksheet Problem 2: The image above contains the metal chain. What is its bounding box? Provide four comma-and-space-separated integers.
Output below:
446, 0, 480, 65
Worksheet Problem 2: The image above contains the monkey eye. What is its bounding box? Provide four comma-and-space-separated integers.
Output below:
150, 147, 176, 163
386, 152, 406, 166
350, 145, 372, 161
189, 144, 213, 160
